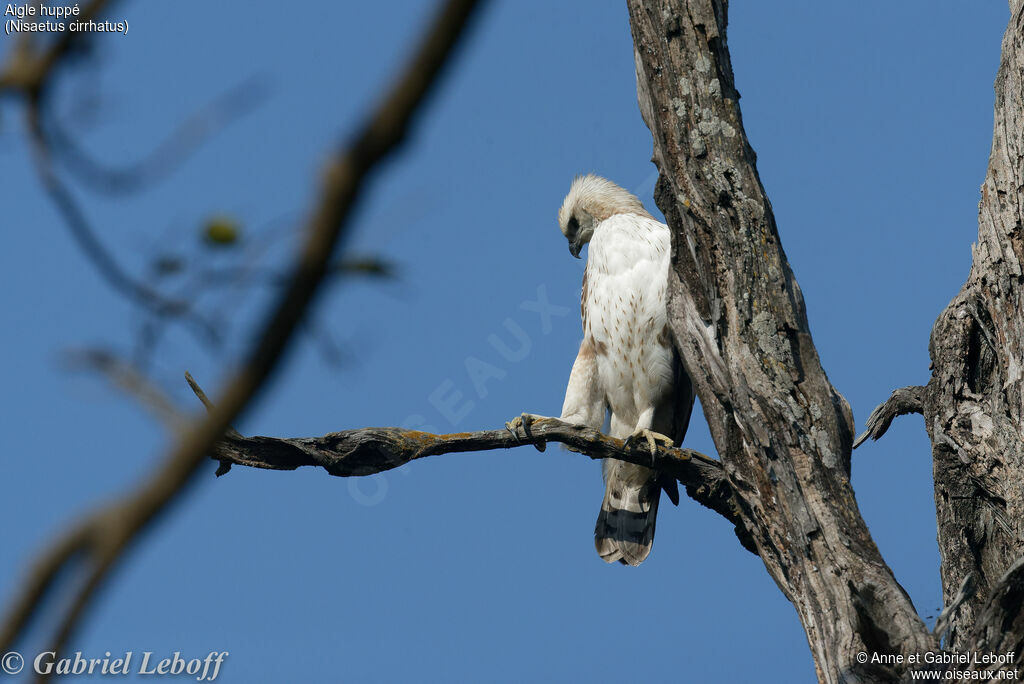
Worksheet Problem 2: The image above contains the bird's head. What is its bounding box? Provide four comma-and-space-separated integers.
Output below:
557, 174, 651, 258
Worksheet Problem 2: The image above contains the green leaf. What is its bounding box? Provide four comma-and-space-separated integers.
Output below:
202, 216, 241, 246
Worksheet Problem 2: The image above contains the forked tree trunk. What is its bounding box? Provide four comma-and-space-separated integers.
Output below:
627, 1, 1024, 681
924, 3, 1024, 657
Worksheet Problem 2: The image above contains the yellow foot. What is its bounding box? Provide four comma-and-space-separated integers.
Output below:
504, 413, 548, 451
624, 428, 674, 462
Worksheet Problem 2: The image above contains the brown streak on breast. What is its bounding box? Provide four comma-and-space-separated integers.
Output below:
581, 268, 589, 330
578, 337, 596, 360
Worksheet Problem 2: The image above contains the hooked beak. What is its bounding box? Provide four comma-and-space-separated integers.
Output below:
568, 237, 583, 259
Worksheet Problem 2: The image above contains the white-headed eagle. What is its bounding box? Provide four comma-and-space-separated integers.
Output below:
509, 174, 694, 565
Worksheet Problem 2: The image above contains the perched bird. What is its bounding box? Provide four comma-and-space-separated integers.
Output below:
509, 174, 694, 565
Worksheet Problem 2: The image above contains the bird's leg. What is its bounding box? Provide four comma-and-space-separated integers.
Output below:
504, 413, 549, 452
623, 407, 674, 463
626, 429, 674, 465
505, 412, 539, 435
625, 428, 674, 456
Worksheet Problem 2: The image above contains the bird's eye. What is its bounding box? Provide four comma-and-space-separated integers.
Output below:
567, 215, 579, 236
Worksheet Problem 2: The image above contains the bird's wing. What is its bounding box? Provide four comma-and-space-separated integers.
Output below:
671, 352, 696, 446
656, 354, 695, 507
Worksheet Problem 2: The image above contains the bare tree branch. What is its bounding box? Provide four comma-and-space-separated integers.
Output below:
922, 0, 1024, 650
7, 3, 1021, 681
227, 422, 748, 548
177, 366, 752, 549
0, 522, 93, 665
0, 7, 187, 325
214, 418, 713, 478
853, 385, 927, 449
25, 98, 221, 342
0, 0, 113, 96
4, 6, 263, 347
628, 1, 933, 679
221, 420, 743, 519
44, 77, 269, 195
185, 371, 240, 476
65, 349, 187, 432
0, 0, 486, 667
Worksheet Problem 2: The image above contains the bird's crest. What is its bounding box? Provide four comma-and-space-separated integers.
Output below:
557, 174, 653, 236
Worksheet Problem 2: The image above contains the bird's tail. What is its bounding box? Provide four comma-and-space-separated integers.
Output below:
594, 461, 661, 566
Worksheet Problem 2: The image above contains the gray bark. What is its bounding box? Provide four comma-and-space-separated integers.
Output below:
65, 3, 1019, 681
924, 1, 1024, 654
853, 386, 927, 449
189, 371, 753, 550
627, 0, 1024, 681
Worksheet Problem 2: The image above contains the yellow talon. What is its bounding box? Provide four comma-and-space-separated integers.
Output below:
626, 429, 675, 460
505, 413, 547, 452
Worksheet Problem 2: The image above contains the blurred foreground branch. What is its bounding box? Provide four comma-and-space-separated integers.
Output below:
2, 0, 268, 347
0, 0, 485, 673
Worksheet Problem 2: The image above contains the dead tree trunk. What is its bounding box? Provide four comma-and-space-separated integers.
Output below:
924, 1, 1024, 654
628, 0, 1024, 681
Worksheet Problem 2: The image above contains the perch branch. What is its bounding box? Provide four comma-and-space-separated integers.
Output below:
217, 421, 718, 478
853, 385, 927, 448
225, 424, 751, 552
180, 377, 751, 552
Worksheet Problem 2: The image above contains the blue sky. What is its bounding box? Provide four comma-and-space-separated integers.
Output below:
0, 1, 1011, 682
